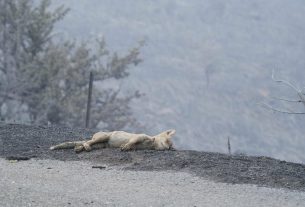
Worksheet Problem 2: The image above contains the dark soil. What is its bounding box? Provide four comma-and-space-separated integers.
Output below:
1, 123, 305, 191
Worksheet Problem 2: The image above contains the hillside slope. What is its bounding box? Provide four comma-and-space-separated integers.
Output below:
52, 0, 305, 163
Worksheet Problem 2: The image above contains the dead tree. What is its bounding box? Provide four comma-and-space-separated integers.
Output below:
261, 70, 305, 114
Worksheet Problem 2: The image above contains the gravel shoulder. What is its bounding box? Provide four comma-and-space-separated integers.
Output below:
1, 158, 305, 207
1, 123, 305, 191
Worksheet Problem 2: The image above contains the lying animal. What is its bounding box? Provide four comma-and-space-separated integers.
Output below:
50, 129, 176, 153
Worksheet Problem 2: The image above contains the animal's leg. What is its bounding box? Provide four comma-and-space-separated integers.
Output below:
82, 132, 110, 151
121, 135, 151, 151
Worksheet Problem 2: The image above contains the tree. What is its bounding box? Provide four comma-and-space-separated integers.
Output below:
261, 70, 305, 114
0, 0, 143, 130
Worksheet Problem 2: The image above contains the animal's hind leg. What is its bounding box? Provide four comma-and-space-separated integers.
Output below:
82, 132, 110, 151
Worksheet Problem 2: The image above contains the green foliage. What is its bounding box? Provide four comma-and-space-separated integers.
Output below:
0, 0, 143, 129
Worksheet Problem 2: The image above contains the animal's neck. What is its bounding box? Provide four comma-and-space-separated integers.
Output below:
152, 135, 166, 149
154, 132, 166, 139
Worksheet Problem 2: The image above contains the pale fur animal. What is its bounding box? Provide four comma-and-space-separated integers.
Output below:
50, 129, 176, 153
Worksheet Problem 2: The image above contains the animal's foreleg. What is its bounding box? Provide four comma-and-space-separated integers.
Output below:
121, 136, 151, 151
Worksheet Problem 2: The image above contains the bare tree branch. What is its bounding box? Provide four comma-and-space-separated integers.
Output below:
261, 70, 305, 115
272, 69, 300, 92
260, 103, 305, 114
270, 96, 302, 103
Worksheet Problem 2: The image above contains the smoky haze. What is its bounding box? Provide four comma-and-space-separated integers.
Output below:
3, 0, 305, 163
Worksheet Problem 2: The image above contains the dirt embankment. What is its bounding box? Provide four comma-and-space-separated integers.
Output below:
1, 123, 305, 191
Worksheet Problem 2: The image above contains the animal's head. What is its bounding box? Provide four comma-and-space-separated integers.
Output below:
154, 129, 176, 150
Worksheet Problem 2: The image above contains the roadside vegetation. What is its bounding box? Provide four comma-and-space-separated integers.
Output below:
0, 0, 143, 130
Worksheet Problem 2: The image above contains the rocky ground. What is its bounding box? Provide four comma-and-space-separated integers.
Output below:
1, 123, 305, 191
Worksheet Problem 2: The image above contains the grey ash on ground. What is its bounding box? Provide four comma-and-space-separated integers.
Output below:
1, 123, 305, 191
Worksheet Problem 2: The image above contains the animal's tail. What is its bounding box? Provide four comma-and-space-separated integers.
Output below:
50, 141, 85, 150
50, 140, 107, 153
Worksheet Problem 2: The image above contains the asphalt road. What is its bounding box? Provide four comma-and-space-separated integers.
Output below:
1, 158, 305, 207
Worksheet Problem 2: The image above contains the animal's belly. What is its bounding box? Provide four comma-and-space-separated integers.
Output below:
106, 131, 154, 149
107, 136, 130, 148
134, 140, 154, 150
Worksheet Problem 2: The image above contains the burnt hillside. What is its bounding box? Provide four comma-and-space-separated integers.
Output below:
1, 123, 305, 191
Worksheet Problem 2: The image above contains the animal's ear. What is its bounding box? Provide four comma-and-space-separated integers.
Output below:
166, 129, 176, 137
